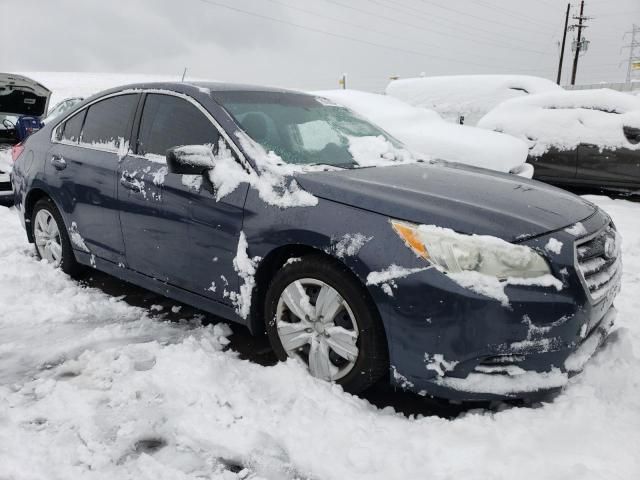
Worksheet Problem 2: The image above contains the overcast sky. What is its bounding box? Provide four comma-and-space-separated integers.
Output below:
1, 0, 639, 91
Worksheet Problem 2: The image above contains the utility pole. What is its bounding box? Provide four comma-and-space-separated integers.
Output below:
570, 1, 590, 86
557, 3, 571, 85
622, 24, 640, 85
339, 73, 347, 89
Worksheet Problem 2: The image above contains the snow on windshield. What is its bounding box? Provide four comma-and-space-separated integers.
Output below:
478, 89, 640, 157
317, 89, 529, 173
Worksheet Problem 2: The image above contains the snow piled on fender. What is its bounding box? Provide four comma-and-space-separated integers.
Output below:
317, 89, 529, 174
1, 198, 640, 478
478, 88, 640, 157
385, 74, 561, 125
230, 231, 261, 319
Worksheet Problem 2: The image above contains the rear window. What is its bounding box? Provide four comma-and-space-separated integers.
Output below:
137, 94, 219, 157
60, 111, 86, 143
80, 94, 138, 150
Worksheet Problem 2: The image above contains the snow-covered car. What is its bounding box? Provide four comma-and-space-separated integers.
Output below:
0, 73, 51, 200
12, 82, 620, 401
316, 89, 532, 177
478, 89, 640, 193
386, 75, 562, 126
42, 97, 84, 124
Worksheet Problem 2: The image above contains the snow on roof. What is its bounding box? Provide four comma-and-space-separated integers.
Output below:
386, 75, 562, 125
316, 89, 528, 173
477, 88, 640, 157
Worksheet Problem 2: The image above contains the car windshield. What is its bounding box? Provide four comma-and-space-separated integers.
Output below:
214, 90, 407, 168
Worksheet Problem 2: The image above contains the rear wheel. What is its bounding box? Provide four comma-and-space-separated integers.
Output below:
31, 198, 82, 276
264, 255, 388, 393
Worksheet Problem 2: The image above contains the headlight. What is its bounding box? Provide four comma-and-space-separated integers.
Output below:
391, 220, 551, 279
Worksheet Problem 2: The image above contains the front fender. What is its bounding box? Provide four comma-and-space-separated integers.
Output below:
242, 189, 428, 365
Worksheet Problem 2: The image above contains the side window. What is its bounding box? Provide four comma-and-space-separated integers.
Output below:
60, 110, 86, 143
80, 94, 138, 150
137, 94, 219, 157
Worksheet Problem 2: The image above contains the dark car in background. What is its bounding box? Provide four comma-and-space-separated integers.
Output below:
529, 128, 640, 193
478, 88, 640, 194
11, 82, 621, 401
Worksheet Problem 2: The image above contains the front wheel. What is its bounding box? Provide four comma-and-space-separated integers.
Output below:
264, 255, 388, 394
31, 197, 82, 276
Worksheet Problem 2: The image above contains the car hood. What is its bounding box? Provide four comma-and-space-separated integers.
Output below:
295, 162, 596, 242
0, 73, 51, 117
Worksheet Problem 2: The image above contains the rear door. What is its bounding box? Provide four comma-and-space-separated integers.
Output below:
529, 147, 577, 185
118, 92, 247, 301
47, 93, 139, 264
576, 130, 640, 188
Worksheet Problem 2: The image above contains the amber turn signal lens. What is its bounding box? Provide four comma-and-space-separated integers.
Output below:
391, 220, 429, 260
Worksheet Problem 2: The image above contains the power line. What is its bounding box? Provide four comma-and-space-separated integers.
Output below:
323, 0, 553, 56
264, 0, 552, 63
191, 0, 544, 71
368, 0, 555, 53
466, 0, 560, 30
376, 0, 554, 37
417, 0, 556, 35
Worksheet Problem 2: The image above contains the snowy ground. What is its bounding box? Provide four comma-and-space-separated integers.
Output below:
0, 194, 639, 480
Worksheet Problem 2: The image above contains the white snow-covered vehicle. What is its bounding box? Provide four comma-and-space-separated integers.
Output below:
316, 89, 532, 177
386, 74, 562, 126
478, 88, 640, 192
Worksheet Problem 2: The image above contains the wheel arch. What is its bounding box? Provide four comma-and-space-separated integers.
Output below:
24, 187, 56, 243
249, 244, 384, 345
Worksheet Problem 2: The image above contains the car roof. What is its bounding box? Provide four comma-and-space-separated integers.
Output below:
98, 81, 307, 97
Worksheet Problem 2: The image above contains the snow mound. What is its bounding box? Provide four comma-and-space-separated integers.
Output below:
1, 195, 640, 477
386, 75, 561, 125
317, 89, 529, 174
478, 89, 640, 157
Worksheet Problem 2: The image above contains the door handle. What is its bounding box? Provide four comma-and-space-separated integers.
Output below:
120, 175, 142, 193
50, 155, 67, 170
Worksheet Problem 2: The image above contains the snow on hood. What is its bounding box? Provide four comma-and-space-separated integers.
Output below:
478, 89, 640, 157
385, 75, 562, 125
316, 89, 529, 173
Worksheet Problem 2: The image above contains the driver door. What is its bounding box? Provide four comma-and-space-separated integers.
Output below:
118, 92, 246, 303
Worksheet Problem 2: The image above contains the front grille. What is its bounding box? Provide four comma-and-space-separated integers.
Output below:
0, 181, 11, 191
575, 223, 622, 303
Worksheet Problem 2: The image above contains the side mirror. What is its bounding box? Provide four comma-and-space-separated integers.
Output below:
166, 144, 216, 175
623, 126, 640, 145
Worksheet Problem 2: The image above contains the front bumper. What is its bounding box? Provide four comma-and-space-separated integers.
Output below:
424, 306, 615, 400
374, 208, 621, 401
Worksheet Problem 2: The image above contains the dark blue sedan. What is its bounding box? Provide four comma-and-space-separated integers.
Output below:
11, 82, 621, 401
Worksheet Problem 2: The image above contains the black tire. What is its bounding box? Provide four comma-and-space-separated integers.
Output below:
31, 197, 83, 277
264, 254, 388, 394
